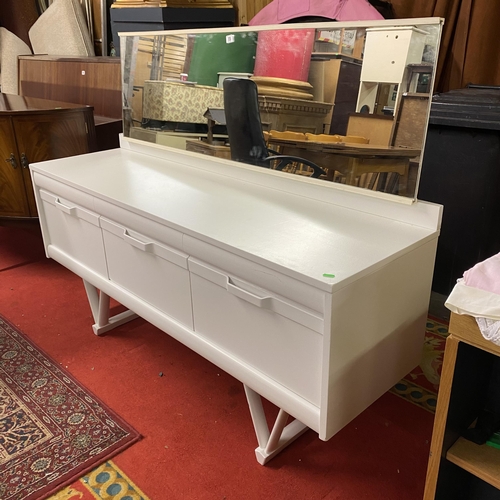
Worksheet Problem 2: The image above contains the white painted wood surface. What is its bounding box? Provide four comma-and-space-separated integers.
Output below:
32, 145, 438, 292
31, 137, 442, 459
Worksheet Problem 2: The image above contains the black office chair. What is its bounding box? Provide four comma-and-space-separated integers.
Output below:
222, 78, 325, 178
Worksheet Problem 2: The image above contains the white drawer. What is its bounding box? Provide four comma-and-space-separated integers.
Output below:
39, 190, 108, 277
183, 235, 326, 315
189, 258, 324, 406
101, 218, 193, 329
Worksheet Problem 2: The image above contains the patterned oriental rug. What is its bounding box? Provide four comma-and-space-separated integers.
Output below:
0, 316, 140, 500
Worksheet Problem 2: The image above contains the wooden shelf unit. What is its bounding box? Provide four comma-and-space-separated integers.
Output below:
447, 437, 500, 490
424, 313, 500, 499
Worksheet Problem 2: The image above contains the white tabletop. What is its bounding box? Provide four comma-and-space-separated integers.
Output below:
32, 147, 438, 291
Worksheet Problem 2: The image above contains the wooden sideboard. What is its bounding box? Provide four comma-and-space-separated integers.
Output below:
0, 94, 95, 220
424, 313, 500, 499
18, 55, 122, 120
18, 56, 123, 152
30, 136, 441, 464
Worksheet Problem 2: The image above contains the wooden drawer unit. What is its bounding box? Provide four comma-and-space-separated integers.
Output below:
189, 258, 324, 406
101, 218, 193, 329
29, 16, 446, 467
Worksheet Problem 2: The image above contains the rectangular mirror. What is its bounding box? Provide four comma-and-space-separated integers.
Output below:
120, 18, 443, 200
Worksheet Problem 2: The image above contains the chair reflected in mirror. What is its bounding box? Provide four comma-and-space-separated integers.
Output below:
222, 78, 326, 179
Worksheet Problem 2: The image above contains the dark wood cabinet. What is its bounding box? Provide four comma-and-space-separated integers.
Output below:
0, 94, 96, 219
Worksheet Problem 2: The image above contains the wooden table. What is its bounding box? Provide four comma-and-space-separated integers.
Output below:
424, 313, 500, 499
267, 137, 420, 195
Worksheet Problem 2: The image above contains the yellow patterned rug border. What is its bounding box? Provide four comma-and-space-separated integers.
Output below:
425, 316, 450, 338
390, 316, 449, 413
390, 379, 438, 413
49, 461, 150, 500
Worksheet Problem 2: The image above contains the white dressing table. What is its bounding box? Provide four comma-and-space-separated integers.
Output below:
31, 136, 441, 463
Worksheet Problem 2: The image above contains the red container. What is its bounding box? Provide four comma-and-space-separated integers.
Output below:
253, 29, 315, 82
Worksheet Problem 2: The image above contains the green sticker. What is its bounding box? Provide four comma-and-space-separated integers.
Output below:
323, 273, 336, 278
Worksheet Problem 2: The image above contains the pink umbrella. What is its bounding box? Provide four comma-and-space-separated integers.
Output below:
249, 0, 383, 25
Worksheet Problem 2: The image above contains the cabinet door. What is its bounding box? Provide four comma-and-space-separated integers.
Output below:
13, 110, 93, 216
0, 116, 31, 217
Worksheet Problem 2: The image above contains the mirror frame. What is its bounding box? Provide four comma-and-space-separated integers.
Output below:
119, 17, 444, 204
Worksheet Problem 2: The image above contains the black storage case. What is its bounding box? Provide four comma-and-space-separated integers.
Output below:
418, 85, 500, 295
110, 6, 235, 56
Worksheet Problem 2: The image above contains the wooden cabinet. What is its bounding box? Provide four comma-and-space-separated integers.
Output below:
424, 313, 500, 499
18, 56, 122, 119
0, 94, 95, 219
308, 56, 362, 136
18, 57, 122, 151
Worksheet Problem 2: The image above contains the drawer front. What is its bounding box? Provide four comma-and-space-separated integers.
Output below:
189, 259, 324, 406
101, 218, 193, 329
39, 190, 108, 277
184, 235, 326, 315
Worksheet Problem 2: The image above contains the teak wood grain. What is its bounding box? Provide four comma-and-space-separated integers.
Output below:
0, 94, 95, 219
18, 56, 122, 119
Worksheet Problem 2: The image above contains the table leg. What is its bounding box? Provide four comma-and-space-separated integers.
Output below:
423, 334, 461, 499
244, 385, 309, 465
83, 279, 138, 335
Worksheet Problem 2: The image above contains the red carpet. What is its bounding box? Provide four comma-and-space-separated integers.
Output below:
0, 315, 140, 500
1, 226, 436, 500
0, 225, 46, 272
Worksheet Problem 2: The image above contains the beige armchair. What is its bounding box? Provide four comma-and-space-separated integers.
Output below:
0, 28, 32, 95
29, 0, 95, 57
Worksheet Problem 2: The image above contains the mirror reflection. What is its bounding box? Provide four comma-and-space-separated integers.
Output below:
121, 20, 442, 199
